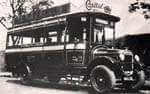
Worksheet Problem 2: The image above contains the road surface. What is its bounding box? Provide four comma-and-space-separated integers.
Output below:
0, 75, 150, 94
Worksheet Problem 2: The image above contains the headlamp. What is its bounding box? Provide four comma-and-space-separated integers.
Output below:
135, 54, 140, 62
119, 53, 125, 61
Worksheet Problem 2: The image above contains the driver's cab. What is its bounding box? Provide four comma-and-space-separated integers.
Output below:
91, 14, 117, 48
65, 12, 120, 66
66, 16, 88, 43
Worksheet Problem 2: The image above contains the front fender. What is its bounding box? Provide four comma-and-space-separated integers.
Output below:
134, 61, 144, 71
88, 56, 118, 73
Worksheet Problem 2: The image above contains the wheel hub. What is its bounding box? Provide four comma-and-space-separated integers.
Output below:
99, 78, 103, 82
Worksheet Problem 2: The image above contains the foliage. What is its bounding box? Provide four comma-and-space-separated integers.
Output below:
13, 0, 55, 24
0, 0, 54, 26
129, 0, 150, 19
31, 0, 54, 16
9, 0, 26, 16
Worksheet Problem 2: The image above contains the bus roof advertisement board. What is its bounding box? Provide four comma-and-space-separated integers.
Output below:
85, 0, 111, 14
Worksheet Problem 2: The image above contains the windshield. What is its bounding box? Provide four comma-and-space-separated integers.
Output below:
92, 18, 115, 46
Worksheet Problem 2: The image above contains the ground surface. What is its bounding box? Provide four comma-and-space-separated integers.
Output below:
0, 73, 150, 94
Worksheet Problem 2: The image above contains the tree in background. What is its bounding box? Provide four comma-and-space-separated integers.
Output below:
0, 0, 54, 27
9, 0, 27, 17
30, 0, 54, 19
31, 0, 54, 12
129, 0, 150, 19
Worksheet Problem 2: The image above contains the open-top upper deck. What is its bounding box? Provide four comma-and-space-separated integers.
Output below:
8, 12, 120, 34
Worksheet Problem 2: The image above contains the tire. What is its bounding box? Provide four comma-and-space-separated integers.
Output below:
20, 64, 32, 84
90, 65, 116, 94
132, 70, 145, 89
123, 70, 145, 90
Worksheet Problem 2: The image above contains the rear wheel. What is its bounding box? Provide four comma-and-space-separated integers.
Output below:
20, 64, 32, 84
90, 65, 116, 94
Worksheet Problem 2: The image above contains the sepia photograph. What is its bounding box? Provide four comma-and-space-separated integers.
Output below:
0, 0, 150, 94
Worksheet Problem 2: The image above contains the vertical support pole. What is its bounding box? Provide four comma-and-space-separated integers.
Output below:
102, 26, 105, 45
21, 35, 23, 45
113, 23, 116, 48
31, 37, 34, 44
89, 15, 93, 46
6, 35, 9, 47
0, 51, 5, 72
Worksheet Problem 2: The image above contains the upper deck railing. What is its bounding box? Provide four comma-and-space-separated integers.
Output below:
13, 3, 70, 25
8, 11, 120, 33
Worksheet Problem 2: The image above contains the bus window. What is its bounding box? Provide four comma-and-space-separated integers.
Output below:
46, 24, 66, 44
35, 37, 40, 43
93, 24, 105, 44
93, 25, 103, 43
105, 27, 113, 40
47, 31, 57, 43
92, 18, 115, 46
7, 22, 68, 48
67, 17, 88, 43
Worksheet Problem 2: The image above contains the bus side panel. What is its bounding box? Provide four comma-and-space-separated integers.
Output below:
44, 51, 66, 77
5, 50, 66, 78
5, 53, 27, 76
27, 51, 66, 78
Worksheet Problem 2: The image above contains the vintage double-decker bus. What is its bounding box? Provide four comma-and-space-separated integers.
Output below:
5, 5, 145, 93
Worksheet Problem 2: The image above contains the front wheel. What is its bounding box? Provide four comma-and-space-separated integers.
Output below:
133, 70, 145, 89
123, 70, 145, 89
90, 65, 116, 94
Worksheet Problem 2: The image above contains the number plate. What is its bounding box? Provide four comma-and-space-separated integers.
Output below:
124, 77, 133, 81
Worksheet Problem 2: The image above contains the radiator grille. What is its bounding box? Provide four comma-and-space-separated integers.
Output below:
122, 63, 133, 71
124, 55, 132, 62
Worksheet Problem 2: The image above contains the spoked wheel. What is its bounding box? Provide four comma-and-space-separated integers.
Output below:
90, 65, 116, 94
